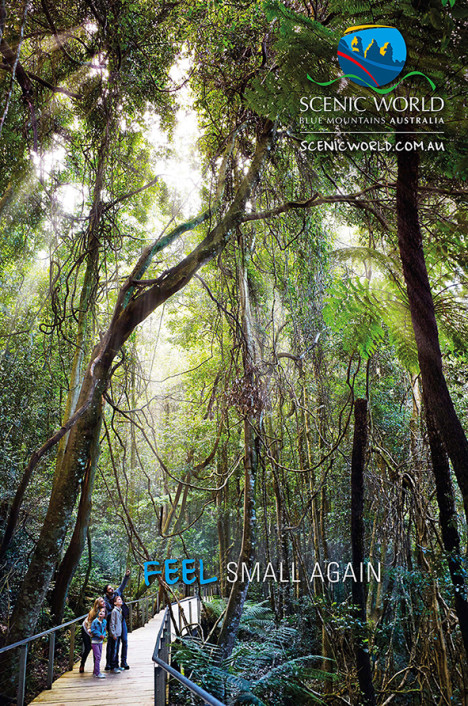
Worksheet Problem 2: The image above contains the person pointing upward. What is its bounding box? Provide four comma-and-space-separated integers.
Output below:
103, 568, 131, 671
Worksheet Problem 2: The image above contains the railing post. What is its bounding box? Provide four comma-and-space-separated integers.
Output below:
146, 597, 149, 623
68, 624, 75, 671
17, 644, 27, 706
47, 632, 55, 689
128, 604, 133, 633
156, 623, 167, 705
157, 593, 160, 614
166, 614, 171, 663
163, 617, 169, 704
159, 630, 164, 701
188, 600, 192, 627
154, 664, 160, 705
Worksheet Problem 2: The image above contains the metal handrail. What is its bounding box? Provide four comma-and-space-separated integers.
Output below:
152, 596, 195, 658
1, 593, 157, 706
0, 595, 156, 654
153, 655, 226, 706
0, 613, 88, 654
152, 591, 225, 706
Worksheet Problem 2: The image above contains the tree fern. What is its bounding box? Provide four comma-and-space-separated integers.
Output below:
172, 604, 335, 705
324, 249, 420, 372
326, 245, 467, 373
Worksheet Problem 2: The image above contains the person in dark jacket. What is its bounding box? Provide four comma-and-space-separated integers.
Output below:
103, 569, 130, 670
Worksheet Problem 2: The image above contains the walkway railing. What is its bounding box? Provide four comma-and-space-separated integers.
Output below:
0, 594, 158, 706
152, 591, 225, 706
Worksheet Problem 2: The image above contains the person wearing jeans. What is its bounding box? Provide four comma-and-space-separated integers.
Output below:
109, 594, 124, 673
120, 611, 128, 668
103, 569, 130, 670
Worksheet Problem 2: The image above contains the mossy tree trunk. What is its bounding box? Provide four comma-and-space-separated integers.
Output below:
217, 256, 260, 660
351, 398, 377, 706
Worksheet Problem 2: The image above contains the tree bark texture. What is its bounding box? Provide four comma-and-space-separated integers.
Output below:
396, 138, 468, 523
216, 446, 230, 599
49, 417, 101, 619
6, 351, 109, 646
425, 407, 468, 658
217, 259, 260, 659
216, 417, 258, 660
351, 398, 377, 706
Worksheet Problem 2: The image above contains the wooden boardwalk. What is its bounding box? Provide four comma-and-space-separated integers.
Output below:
30, 599, 198, 706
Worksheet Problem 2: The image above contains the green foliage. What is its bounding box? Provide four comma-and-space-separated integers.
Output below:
173, 602, 334, 705
323, 271, 420, 372
1, 2, 467, 703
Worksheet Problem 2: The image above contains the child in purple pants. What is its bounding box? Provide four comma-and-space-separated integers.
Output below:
90, 608, 107, 679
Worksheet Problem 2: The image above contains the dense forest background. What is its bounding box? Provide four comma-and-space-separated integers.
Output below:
0, 0, 467, 703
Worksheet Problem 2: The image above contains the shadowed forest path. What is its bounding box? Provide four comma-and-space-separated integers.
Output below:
29, 598, 198, 706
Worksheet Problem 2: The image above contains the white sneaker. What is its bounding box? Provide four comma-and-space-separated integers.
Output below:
93, 673, 106, 679
112, 668, 121, 674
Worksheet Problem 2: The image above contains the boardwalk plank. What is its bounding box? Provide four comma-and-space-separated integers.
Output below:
29, 600, 196, 706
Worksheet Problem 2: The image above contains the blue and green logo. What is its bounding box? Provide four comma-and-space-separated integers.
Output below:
337, 25, 406, 88
307, 24, 435, 93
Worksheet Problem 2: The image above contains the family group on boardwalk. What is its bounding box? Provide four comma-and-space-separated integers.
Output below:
79, 569, 131, 678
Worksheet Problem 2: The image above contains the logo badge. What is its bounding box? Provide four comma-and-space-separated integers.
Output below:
337, 25, 407, 88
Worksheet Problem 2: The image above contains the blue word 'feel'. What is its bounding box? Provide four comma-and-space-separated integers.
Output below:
143, 560, 217, 586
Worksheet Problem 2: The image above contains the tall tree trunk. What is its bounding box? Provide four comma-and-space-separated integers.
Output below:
216, 415, 258, 659
46, 133, 111, 621
6, 349, 111, 645
269, 415, 291, 618
217, 258, 259, 659
3, 120, 274, 655
78, 528, 93, 613
49, 417, 101, 619
0, 101, 111, 563
425, 407, 468, 659
351, 398, 377, 706
216, 444, 230, 599
299, 379, 322, 569
396, 137, 468, 523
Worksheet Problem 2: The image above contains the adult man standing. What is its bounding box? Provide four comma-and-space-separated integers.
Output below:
103, 568, 131, 670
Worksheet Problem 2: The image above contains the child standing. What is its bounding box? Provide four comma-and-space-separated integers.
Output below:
109, 595, 124, 673
102, 569, 130, 670
90, 607, 107, 679
80, 597, 106, 673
